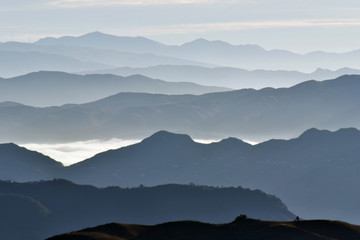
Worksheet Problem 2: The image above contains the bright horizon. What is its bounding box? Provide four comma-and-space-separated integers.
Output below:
1, 0, 360, 53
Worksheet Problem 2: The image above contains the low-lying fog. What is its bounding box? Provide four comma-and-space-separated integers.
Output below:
20, 139, 141, 166
19, 138, 258, 166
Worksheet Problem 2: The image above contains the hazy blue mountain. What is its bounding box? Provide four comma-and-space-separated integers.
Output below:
0, 143, 63, 182
0, 50, 110, 78
35, 32, 360, 71
48, 218, 360, 240
83, 65, 360, 89
0, 41, 213, 78
61, 128, 360, 223
4, 32, 360, 75
0, 71, 230, 106
0, 75, 358, 142
0, 179, 295, 240
311, 67, 360, 79
35, 31, 167, 53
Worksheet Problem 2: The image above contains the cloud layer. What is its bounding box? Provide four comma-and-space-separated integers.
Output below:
20, 139, 141, 166
19, 138, 257, 166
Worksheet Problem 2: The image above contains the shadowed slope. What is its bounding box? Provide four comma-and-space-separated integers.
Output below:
0, 143, 63, 182
61, 128, 360, 223
47, 218, 360, 240
0, 179, 295, 239
0, 193, 51, 240
1, 128, 360, 223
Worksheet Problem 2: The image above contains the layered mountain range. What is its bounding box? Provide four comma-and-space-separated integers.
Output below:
3, 32, 360, 78
1, 75, 359, 142
1, 127, 360, 223
83, 65, 360, 89
1, 31, 360, 239
34, 32, 360, 72
0, 71, 229, 106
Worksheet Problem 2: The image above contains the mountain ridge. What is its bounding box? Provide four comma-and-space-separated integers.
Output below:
0, 179, 295, 240
0, 71, 230, 106
0, 50, 110, 77
47, 218, 360, 240
1, 74, 359, 142
1, 127, 360, 222
62, 127, 360, 224
31, 31, 360, 71
82, 65, 360, 89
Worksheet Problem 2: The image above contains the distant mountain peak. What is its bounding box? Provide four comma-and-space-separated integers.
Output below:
217, 137, 250, 147
337, 67, 357, 72
80, 31, 131, 40
20, 70, 73, 78
141, 130, 195, 145
191, 38, 211, 43
299, 128, 330, 138
83, 31, 105, 36
181, 38, 231, 47
35, 32, 164, 49
298, 127, 360, 141
0, 101, 26, 108
313, 67, 332, 74
81, 31, 150, 40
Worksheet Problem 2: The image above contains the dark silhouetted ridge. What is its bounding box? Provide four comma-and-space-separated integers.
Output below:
47, 218, 360, 240
141, 130, 195, 145
0, 143, 63, 182
2, 128, 360, 223
298, 127, 360, 143
0, 193, 51, 240
298, 128, 332, 139
217, 137, 251, 147
0, 179, 295, 240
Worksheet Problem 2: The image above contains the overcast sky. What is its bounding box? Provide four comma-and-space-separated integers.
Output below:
1, 0, 360, 53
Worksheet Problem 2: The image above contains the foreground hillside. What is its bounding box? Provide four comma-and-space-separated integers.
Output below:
0, 180, 294, 240
47, 218, 360, 240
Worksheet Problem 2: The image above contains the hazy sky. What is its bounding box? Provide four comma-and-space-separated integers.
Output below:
1, 0, 360, 52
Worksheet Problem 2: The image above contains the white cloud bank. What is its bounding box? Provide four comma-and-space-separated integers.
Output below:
19, 138, 257, 166
20, 139, 141, 166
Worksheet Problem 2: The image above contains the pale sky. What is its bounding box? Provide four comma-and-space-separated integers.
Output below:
1, 0, 360, 53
